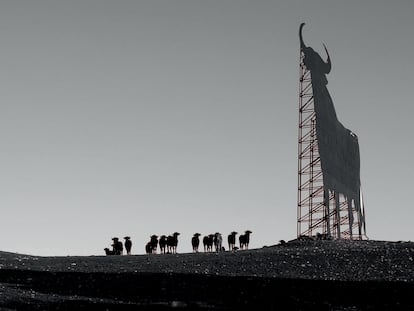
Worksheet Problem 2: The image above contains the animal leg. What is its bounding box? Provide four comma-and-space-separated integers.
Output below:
335, 191, 341, 239
324, 189, 331, 238
347, 198, 354, 238
355, 189, 364, 237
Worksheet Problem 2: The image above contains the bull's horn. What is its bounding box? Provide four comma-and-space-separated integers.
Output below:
299, 23, 306, 50
323, 43, 331, 73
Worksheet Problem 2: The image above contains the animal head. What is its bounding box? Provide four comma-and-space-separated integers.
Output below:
299, 23, 331, 76
231, 231, 238, 236
193, 233, 201, 237
173, 232, 180, 237
245, 230, 252, 235
124, 236, 130, 240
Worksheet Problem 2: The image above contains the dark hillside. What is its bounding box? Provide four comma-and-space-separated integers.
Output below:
0, 240, 413, 310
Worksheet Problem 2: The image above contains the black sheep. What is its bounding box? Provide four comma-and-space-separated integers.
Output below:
239, 230, 252, 250
104, 248, 115, 256
203, 234, 214, 252
167, 232, 180, 254
227, 232, 238, 251
124, 236, 132, 255
145, 242, 153, 255
112, 237, 123, 255
191, 233, 201, 252
159, 235, 167, 254
202, 235, 209, 252
214, 232, 223, 252
149, 235, 158, 254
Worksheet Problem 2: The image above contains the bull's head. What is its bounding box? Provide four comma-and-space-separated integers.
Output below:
299, 23, 331, 75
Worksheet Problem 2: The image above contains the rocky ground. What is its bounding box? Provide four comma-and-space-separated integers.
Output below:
0, 239, 413, 310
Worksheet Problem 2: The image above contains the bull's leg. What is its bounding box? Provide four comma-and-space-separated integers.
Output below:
355, 189, 364, 238
324, 189, 331, 238
335, 192, 341, 239
347, 198, 354, 239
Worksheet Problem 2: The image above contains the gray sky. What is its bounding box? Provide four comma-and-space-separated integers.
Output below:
1, 0, 413, 256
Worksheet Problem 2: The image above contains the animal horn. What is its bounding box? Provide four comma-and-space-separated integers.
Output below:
323, 43, 331, 73
299, 23, 306, 50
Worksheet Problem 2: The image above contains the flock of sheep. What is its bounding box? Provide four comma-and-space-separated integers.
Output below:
104, 231, 252, 256
146, 230, 253, 254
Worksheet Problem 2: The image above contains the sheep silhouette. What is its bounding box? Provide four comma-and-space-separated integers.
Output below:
214, 232, 223, 252
203, 234, 214, 252
124, 236, 132, 255
191, 233, 201, 252
239, 230, 252, 250
159, 235, 167, 254
167, 232, 180, 254
111, 237, 123, 255
149, 235, 158, 254
145, 242, 153, 255
104, 248, 115, 256
227, 232, 238, 251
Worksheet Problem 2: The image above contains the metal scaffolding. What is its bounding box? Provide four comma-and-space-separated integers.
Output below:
297, 51, 365, 240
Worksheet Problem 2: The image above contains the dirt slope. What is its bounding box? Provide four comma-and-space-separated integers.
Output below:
0, 240, 413, 310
